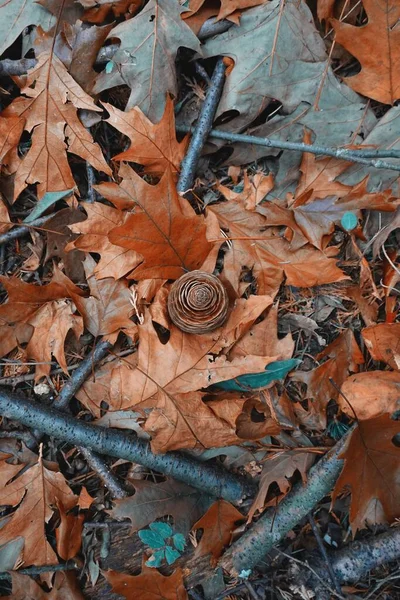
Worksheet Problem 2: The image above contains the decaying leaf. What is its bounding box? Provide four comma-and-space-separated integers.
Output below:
332, 415, 400, 532
5, 571, 85, 600
104, 566, 188, 600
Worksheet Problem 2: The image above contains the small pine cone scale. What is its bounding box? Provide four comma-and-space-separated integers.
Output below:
167, 271, 229, 334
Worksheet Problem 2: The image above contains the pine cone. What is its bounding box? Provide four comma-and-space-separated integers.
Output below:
167, 271, 229, 334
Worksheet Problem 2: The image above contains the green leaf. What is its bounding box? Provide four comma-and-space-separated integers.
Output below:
165, 546, 181, 565
172, 533, 186, 552
149, 521, 173, 539
24, 189, 75, 223
138, 529, 166, 549
341, 211, 358, 231
215, 359, 301, 392
145, 549, 165, 568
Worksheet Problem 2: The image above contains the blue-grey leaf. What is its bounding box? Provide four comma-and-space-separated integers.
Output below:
215, 359, 301, 391
145, 549, 165, 568
149, 521, 173, 539
165, 546, 181, 565
138, 529, 165, 549
172, 533, 186, 552
24, 189, 75, 224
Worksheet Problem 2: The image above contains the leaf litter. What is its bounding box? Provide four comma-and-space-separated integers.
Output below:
0, 0, 399, 597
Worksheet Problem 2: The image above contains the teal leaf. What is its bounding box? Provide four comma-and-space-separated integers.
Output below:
165, 546, 181, 565
215, 359, 301, 391
145, 549, 165, 568
138, 529, 166, 549
24, 189, 75, 224
149, 522, 173, 539
341, 211, 358, 231
172, 533, 186, 552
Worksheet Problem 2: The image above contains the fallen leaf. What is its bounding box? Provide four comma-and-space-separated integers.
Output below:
332, 415, 400, 533
110, 479, 212, 535
338, 371, 400, 420
362, 323, 400, 370
0, 116, 25, 165
2, 33, 111, 200
0, 453, 77, 566
184, 0, 268, 21
55, 501, 84, 560
93, 0, 201, 120
108, 164, 214, 280
0, 0, 54, 56
103, 96, 188, 175
104, 566, 188, 600
80, 0, 139, 23
192, 500, 244, 565
5, 571, 85, 599
333, 0, 400, 104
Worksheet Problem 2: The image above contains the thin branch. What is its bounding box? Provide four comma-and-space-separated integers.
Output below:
78, 444, 128, 500
308, 512, 342, 596
0, 560, 78, 579
0, 215, 53, 246
219, 428, 354, 576
176, 125, 400, 168
177, 58, 227, 193
0, 389, 256, 504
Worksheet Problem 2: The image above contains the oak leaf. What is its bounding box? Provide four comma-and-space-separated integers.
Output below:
104, 566, 188, 600
362, 323, 400, 370
55, 501, 84, 561
184, 0, 268, 21
333, 0, 400, 104
93, 0, 201, 120
338, 371, 400, 420
332, 415, 400, 532
108, 164, 214, 280
192, 500, 244, 565
2, 37, 111, 200
5, 571, 85, 600
103, 96, 188, 176
0, 453, 77, 566
0, 0, 54, 56
0, 116, 25, 165
80, 0, 140, 23
110, 479, 212, 535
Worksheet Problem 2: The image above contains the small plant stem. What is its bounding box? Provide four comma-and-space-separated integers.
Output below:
176, 125, 400, 168
177, 58, 227, 193
0, 390, 256, 504
219, 428, 354, 576
308, 512, 342, 595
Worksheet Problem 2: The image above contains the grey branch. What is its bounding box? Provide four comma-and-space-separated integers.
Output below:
176, 125, 400, 170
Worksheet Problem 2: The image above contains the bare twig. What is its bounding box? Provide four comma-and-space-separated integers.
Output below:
0, 215, 53, 246
219, 429, 354, 576
177, 58, 227, 193
78, 445, 128, 500
176, 125, 400, 169
0, 390, 256, 504
308, 512, 342, 595
0, 560, 78, 579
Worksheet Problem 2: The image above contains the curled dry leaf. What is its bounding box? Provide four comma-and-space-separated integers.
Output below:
362, 323, 400, 370
338, 371, 400, 420
167, 271, 229, 334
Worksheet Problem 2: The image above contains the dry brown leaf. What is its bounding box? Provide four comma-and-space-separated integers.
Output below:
192, 500, 244, 565
362, 323, 400, 370
332, 415, 400, 533
5, 571, 85, 600
248, 450, 314, 521
104, 96, 188, 176
0, 453, 77, 566
109, 165, 214, 280
0, 116, 25, 165
332, 0, 400, 104
2, 33, 111, 201
338, 371, 400, 420
104, 566, 188, 600
55, 501, 84, 561
81, 0, 139, 23
184, 0, 268, 22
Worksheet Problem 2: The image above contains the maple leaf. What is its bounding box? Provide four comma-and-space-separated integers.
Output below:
333, 0, 400, 104
210, 182, 348, 296
72, 256, 136, 341
192, 500, 244, 566
5, 571, 85, 600
93, 0, 201, 120
108, 164, 214, 280
0, 0, 54, 56
332, 415, 400, 533
362, 323, 400, 371
291, 330, 364, 428
104, 566, 188, 600
67, 201, 142, 280
248, 450, 314, 521
110, 479, 212, 535
103, 96, 188, 176
338, 371, 400, 421
0, 453, 77, 566
2, 33, 111, 201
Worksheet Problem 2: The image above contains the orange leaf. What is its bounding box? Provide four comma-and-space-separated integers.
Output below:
192, 500, 244, 565
5, 571, 85, 599
362, 323, 400, 370
104, 566, 188, 600
338, 371, 400, 420
55, 501, 84, 561
332, 415, 400, 533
